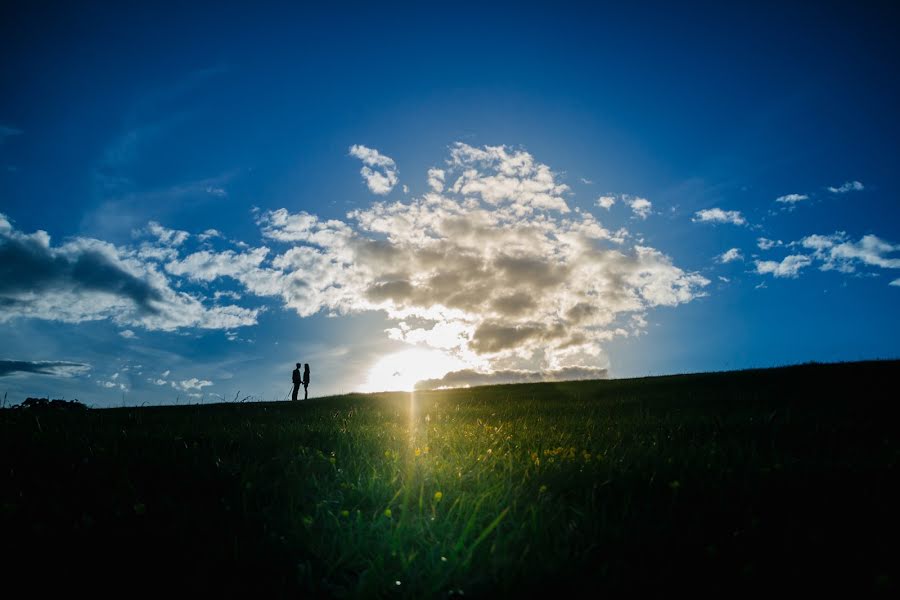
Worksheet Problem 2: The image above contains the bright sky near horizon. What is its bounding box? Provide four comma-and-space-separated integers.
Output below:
1, 2, 899, 406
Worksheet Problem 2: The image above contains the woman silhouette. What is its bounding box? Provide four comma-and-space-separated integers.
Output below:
302, 363, 310, 400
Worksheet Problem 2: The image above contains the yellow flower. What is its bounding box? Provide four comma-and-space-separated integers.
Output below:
434, 491, 443, 502
415, 447, 421, 457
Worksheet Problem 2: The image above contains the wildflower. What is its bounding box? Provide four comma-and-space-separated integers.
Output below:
434, 491, 443, 502
424, 446, 430, 454
415, 447, 421, 457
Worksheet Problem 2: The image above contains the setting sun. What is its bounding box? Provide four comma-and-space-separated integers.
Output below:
360, 348, 466, 393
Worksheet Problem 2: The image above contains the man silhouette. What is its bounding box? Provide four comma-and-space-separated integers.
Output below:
291, 363, 302, 401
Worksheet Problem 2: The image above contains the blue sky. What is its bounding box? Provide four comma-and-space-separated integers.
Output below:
1, 2, 899, 406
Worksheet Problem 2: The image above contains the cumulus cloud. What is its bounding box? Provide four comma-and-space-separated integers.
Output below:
890, 278, 900, 287
775, 193, 808, 204
800, 232, 900, 273
180, 143, 709, 376
693, 208, 746, 226
757, 237, 782, 250
415, 366, 608, 390
756, 232, 900, 284
717, 248, 743, 263
0, 213, 259, 331
349, 144, 398, 195
119, 329, 137, 339
827, 181, 864, 194
626, 196, 652, 219
754, 255, 813, 278
0, 359, 91, 378
597, 195, 615, 210
427, 168, 445, 192
173, 378, 213, 391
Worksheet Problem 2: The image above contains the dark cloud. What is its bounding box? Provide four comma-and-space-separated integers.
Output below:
415, 366, 608, 390
0, 232, 162, 313
0, 360, 91, 378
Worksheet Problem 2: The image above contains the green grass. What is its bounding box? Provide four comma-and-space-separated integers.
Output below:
2, 361, 898, 597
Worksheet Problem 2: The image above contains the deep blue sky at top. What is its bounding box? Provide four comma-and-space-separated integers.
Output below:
1, 1, 899, 404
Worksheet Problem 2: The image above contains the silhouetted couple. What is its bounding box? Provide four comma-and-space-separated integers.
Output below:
292, 363, 310, 401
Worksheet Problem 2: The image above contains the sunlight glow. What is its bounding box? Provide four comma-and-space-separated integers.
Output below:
360, 348, 465, 392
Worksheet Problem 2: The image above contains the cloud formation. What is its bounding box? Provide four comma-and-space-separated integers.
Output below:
0, 359, 91, 378
754, 255, 812, 278
597, 195, 615, 210
168, 143, 708, 377
693, 208, 746, 226
349, 144, 399, 195
415, 366, 608, 390
755, 232, 899, 283
827, 181, 864, 194
776, 193, 808, 204
717, 248, 743, 263
0, 213, 259, 331
626, 196, 652, 219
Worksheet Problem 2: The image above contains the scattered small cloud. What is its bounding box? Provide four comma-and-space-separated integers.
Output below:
757, 237, 782, 250
692, 208, 746, 226
626, 196, 653, 220
349, 144, 399, 195
198, 229, 221, 242
890, 278, 900, 287
596, 195, 616, 210
775, 193, 808, 204
173, 378, 213, 391
717, 248, 743, 263
827, 181, 864, 194
755, 255, 813, 278
119, 329, 137, 339
580, 178, 593, 185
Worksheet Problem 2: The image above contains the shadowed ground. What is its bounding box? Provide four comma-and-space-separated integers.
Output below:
2, 361, 898, 597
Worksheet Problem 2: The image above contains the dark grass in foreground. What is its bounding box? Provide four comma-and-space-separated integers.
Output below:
1, 361, 898, 597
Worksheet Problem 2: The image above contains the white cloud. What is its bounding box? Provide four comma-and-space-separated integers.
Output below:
757, 237, 782, 250
717, 248, 743, 263
800, 232, 900, 272
626, 196, 652, 219
173, 378, 213, 391
427, 168, 445, 192
755, 255, 813, 278
580, 178, 593, 185
349, 144, 398, 195
597, 195, 616, 210
827, 181, 864, 194
890, 278, 900, 287
119, 329, 137, 339
775, 193, 808, 204
198, 229, 221, 242
0, 212, 260, 332
146, 221, 189, 246
148, 377, 167, 386
692, 208, 746, 226
220, 143, 708, 375
756, 232, 900, 285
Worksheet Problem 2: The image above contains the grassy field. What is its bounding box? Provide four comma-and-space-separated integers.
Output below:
2, 361, 898, 597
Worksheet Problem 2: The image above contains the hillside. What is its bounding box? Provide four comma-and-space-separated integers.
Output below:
2, 360, 898, 597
